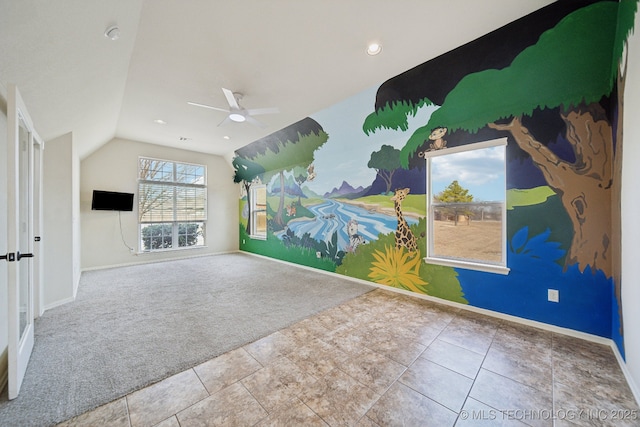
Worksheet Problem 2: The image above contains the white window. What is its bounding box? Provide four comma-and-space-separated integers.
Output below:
424, 137, 509, 274
249, 185, 267, 239
138, 157, 207, 251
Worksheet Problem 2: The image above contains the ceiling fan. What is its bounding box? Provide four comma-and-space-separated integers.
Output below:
188, 88, 279, 128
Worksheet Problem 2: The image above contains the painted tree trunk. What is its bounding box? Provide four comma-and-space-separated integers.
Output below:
490, 106, 614, 278
244, 181, 252, 234
275, 170, 285, 226
379, 169, 394, 194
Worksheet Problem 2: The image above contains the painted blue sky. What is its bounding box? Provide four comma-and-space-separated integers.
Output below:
307, 85, 505, 201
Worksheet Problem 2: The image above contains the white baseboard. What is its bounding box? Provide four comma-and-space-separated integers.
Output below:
611, 343, 640, 406
80, 249, 238, 272
44, 250, 239, 312
40, 276, 81, 313
241, 250, 639, 407
44, 296, 76, 311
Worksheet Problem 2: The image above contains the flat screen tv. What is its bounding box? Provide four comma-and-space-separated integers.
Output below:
91, 190, 134, 211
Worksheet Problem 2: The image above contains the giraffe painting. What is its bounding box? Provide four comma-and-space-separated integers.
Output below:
391, 188, 417, 253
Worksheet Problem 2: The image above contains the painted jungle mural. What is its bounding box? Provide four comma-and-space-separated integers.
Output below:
233, 0, 638, 357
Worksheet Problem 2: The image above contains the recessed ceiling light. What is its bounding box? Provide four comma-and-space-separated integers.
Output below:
153, 119, 167, 125
223, 136, 230, 140
104, 25, 121, 41
367, 43, 382, 56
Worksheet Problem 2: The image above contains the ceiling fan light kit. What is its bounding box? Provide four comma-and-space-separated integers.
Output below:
228, 112, 246, 122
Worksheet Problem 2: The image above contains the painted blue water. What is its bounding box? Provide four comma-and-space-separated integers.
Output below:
284, 199, 418, 249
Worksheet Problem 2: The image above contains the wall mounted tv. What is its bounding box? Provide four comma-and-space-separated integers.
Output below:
91, 190, 134, 211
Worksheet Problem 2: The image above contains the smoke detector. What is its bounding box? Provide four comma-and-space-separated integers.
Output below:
104, 26, 121, 41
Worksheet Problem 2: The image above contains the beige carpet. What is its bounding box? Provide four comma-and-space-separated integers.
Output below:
0, 252, 372, 426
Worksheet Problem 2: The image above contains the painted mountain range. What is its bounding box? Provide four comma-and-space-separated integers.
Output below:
323, 181, 366, 198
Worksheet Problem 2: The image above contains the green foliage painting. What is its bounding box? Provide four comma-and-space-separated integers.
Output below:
337, 218, 467, 303
363, 97, 433, 135
239, 223, 338, 272
397, 2, 636, 165
367, 145, 401, 195
234, 117, 328, 232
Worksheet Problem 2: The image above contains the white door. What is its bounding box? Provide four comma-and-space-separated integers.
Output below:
6, 85, 42, 399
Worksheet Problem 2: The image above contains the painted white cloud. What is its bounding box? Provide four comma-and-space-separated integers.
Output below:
431, 146, 505, 201
306, 85, 437, 194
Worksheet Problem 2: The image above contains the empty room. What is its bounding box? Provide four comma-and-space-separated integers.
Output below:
2, 0, 640, 425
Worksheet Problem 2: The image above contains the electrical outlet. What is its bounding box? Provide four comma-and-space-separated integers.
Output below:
548, 289, 559, 303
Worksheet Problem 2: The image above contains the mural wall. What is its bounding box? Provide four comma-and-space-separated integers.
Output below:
233, 0, 638, 357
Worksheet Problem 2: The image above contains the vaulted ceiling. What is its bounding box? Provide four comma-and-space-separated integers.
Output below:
0, 0, 554, 160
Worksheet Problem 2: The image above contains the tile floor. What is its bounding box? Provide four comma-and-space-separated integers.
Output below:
58, 289, 639, 427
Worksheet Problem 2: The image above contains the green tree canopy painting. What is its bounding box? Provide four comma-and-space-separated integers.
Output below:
233, 117, 328, 227
232, 156, 265, 185
367, 145, 401, 194
400, 1, 626, 163
363, 98, 433, 136
233, 117, 327, 182
365, 1, 638, 281
362, 1, 600, 139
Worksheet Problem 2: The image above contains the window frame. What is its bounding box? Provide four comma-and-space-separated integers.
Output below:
424, 137, 510, 275
138, 157, 207, 252
249, 185, 267, 240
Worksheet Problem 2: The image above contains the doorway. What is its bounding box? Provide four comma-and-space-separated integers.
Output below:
5, 85, 43, 399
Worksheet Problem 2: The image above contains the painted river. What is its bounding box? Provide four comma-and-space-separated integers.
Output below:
282, 199, 418, 249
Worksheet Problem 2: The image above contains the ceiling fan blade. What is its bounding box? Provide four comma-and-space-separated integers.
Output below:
187, 101, 229, 113
246, 107, 280, 116
245, 115, 267, 129
217, 115, 233, 127
221, 88, 240, 110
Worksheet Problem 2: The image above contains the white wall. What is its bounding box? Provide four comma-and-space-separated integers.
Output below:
43, 133, 78, 308
0, 82, 9, 384
622, 15, 640, 399
72, 135, 81, 294
80, 137, 239, 269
